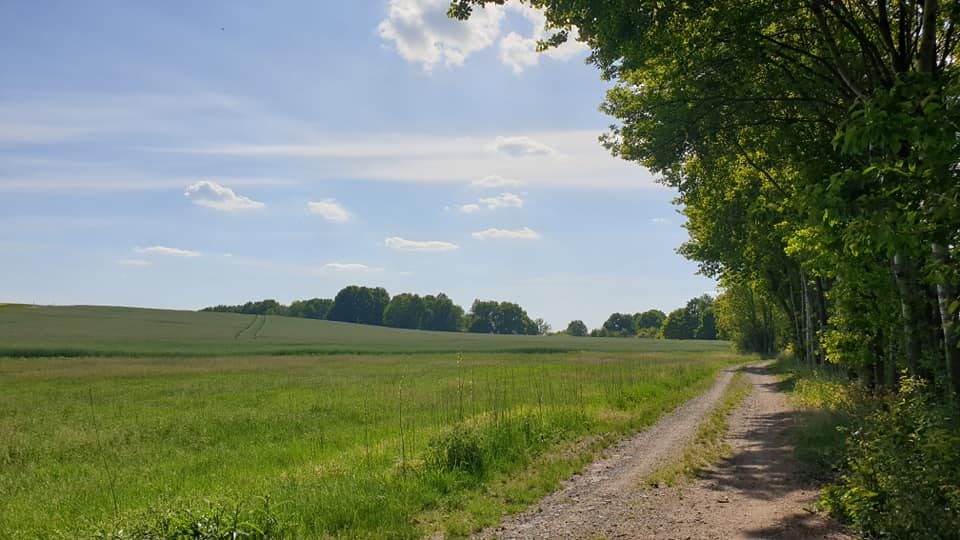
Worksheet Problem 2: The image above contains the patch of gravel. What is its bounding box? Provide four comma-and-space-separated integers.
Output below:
472, 365, 851, 540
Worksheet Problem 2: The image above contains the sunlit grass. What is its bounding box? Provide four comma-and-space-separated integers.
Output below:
0, 351, 744, 538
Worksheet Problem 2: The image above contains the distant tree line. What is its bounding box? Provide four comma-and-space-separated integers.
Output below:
562, 295, 718, 340
201, 285, 541, 335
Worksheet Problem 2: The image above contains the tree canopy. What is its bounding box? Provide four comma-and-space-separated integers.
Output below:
453, 0, 960, 397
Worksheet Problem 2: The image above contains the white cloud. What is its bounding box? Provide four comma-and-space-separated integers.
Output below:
308, 199, 353, 222
494, 135, 556, 157
322, 262, 370, 271
472, 227, 541, 240
460, 203, 481, 214
377, 1, 587, 73
385, 236, 459, 252
479, 192, 524, 210
135, 246, 202, 257
652, 217, 669, 224
116, 259, 151, 266
498, 5, 589, 74
184, 180, 264, 211
378, 0, 505, 70
472, 174, 521, 188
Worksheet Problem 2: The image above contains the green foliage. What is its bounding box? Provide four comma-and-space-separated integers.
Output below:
383, 293, 426, 329
634, 310, 666, 330
602, 312, 636, 337
821, 377, 960, 539
96, 498, 285, 539
328, 285, 391, 326
468, 300, 537, 335
565, 320, 588, 337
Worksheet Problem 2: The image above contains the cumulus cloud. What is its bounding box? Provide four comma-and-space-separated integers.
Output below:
308, 199, 352, 222
184, 180, 264, 211
460, 203, 481, 214
135, 246, 202, 257
472, 227, 541, 240
378, 0, 586, 73
472, 174, 521, 188
498, 5, 589, 74
385, 236, 459, 252
378, 0, 504, 70
494, 135, 556, 157
116, 259, 151, 266
479, 192, 524, 210
322, 262, 370, 271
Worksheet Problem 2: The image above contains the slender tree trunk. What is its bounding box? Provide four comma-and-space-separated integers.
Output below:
932, 241, 960, 398
892, 251, 922, 376
802, 271, 816, 367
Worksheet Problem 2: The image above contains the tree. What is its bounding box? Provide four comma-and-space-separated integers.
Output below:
634, 310, 666, 330
287, 298, 333, 320
421, 293, 464, 332
661, 308, 697, 340
452, 0, 960, 396
468, 299, 538, 335
328, 286, 391, 326
602, 312, 637, 337
382, 293, 425, 329
566, 320, 588, 337
534, 318, 551, 335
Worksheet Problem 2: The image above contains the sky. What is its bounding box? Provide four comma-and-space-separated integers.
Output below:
0, 0, 716, 331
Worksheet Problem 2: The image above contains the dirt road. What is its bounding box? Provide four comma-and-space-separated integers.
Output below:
475, 365, 850, 539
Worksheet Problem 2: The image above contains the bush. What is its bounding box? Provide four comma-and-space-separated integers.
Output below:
821, 377, 960, 539
96, 497, 285, 539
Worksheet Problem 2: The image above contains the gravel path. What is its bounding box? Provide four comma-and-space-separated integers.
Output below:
474, 365, 851, 540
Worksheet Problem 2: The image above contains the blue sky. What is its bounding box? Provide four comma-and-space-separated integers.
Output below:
0, 0, 715, 330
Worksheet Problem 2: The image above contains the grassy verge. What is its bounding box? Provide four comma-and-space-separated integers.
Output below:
644, 368, 753, 488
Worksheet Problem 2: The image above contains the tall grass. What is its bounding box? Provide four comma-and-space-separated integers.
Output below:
0, 351, 743, 538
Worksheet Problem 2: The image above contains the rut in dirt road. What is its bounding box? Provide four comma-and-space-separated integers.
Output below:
474, 365, 849, 540
473, 368, 737, 539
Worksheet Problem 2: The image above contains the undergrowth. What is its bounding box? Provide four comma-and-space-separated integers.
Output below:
775, 358, 960, 539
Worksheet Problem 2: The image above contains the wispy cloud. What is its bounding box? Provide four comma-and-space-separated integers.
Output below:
460, 204, 481, 214
184, 180, 264, 211
322, 262, 371, 271
479, 192, 524, 210
308, 199, 353, 222
651, 217, 669, 224
116, 259, 151, 266
385, 236, 459, 252
135, 246, 202, 257
472, 227, 541, 240
472, 174, 521, 188
494, 135, 556, 157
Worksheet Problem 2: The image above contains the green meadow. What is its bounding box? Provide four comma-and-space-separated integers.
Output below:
0, 304, 730, 357
0, 305, 746, 538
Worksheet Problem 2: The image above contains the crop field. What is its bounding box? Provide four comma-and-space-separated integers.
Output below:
0, 305, 747, 538
0, 304, 731, 357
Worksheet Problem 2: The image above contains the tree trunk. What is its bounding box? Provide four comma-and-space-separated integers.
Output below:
801, 271, 816, 367
932, 241, 960, 398
892, 251, 922, 376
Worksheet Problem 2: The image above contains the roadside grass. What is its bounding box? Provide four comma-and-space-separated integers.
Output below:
768, 358, 853, 477
0, 351, 746, 538
644, 368, 753, 488
0, 305, 733, 357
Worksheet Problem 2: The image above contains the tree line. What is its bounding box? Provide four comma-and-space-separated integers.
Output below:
201, 285, 546, 335
564, 295, 717, 340
451, 1, 960, 536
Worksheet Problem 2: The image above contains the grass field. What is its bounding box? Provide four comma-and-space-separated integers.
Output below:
0, 304, 731, 357
0, 305, 746, 538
